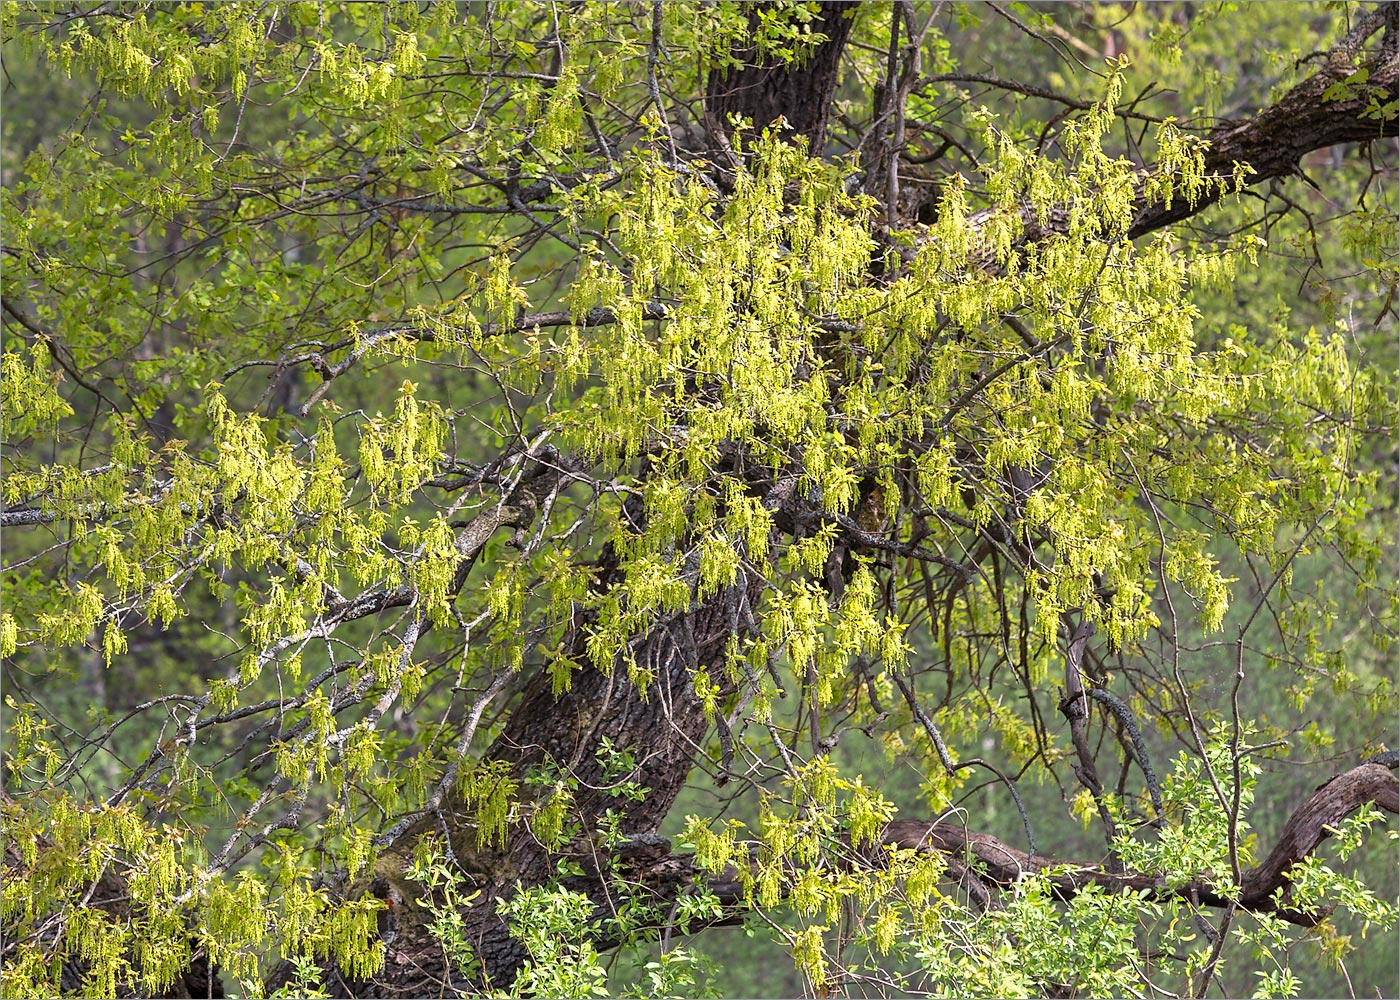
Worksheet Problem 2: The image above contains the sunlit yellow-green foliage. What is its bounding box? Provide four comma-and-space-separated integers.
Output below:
1, 2, 1395, 997
0, 791, 385, 997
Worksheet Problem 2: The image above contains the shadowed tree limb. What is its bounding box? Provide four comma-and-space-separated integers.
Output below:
1126, 4, 1398, 239
590, 758, 1399, 948
10, 758, 1392, 994
911, 4, 1399, 259
877, 761, 1396, 928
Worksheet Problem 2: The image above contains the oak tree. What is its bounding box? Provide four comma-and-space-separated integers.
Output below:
2, 3, 1396, 997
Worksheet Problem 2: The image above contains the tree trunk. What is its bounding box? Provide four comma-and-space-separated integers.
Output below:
704, 2, 858, 153
320, 10, 864, 992
328, 7, 1400, 995
361, 566, 763, 994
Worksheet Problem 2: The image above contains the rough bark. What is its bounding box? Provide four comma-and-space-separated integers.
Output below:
325, 7, 870, 991
704, 1, 859, 153
1127, 4, 1398, 239
1240, 760, 1400, 912
318, 591, 750, 995
878, 760, 1398, 927
339, 463, 802, 995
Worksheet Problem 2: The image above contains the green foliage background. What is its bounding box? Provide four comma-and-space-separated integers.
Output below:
1, 3, 1395, 998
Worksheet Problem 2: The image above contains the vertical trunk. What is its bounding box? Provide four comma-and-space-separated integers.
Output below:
349, 550, 761, 996
705, 2, 859, 152
322, 9, 857, 995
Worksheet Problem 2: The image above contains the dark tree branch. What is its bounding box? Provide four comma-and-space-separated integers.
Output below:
908, 6, 1398, 260
1087, 687, 1164, 821
611, 758, 1398, 940
1127, 5, 1398, 239
879, 760, 1397, 928
1240, 761, 1399, 910
450, 757, 1400, 974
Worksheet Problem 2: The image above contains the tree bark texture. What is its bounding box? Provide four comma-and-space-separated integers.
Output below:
1127, 4, 1398, 238
913, 4, 1399, 265
10, 7, 1397, 998
331, 9, 871, 989
704, 1, 858, 153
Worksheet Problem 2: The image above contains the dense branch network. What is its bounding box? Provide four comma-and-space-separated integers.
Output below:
0, 4, 1395, 998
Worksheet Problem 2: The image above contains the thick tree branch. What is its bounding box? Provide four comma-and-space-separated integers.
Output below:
592, 759, 1398, 945
882, 759, 1397, 928
910, 6, 1398, 260
1240, 759, 1399, 907
480, 757, 1400, 975
1127, 5, 1397, 239
13, 758, 1392, 995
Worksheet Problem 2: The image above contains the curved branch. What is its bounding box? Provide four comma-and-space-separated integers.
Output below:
1127, 4, 1398, 238
1087, 687, 1165, 821
879, 760, 1396, 928
499, 758, 1399, 973
615, 759, 1398, 940
909, 6, 1398, 259
1239, 761, 1399, 909
894, 671, 1037, 861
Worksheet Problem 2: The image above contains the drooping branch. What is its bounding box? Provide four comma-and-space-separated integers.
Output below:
589, 759, 1398, 943
235, 10, 1398, 416
14, 758, 1392, 995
